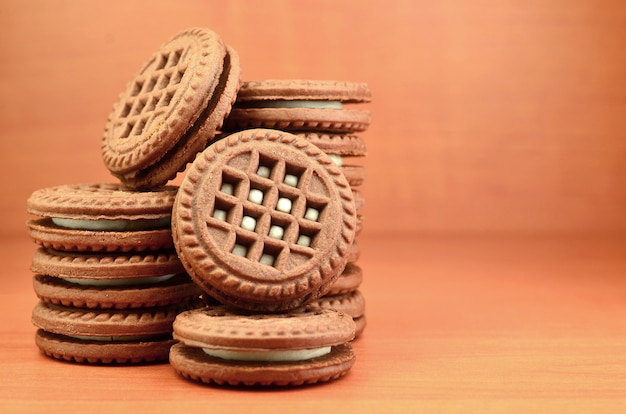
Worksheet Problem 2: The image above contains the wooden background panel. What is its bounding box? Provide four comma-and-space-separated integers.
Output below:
1, 0, 625, 236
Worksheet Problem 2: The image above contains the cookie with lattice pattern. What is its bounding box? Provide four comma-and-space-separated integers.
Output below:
170, 306, 355, 386
102, 27, 241, 189
173, 129, 357, 312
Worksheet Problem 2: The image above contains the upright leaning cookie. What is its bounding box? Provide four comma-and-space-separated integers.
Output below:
102, 27, 241, 189
173, 129, 357, 312
170, 306, 356, 386
27, 183, 177, 252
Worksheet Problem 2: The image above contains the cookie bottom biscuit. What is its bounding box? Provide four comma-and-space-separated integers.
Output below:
169, 342, 355, 387
35, 329, 176, 364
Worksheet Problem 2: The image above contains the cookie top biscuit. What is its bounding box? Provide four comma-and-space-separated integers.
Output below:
173, 306, 356, 351
173, 129, 357, 312
234, 80, 371, 103
102, 27, 241, 189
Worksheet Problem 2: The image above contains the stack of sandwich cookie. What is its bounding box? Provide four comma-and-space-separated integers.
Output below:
306, 263, 366, 337
25, 27, 371, 385
222, 80, 370, 334
26, 183, 202, 364
168, 129, 358, 386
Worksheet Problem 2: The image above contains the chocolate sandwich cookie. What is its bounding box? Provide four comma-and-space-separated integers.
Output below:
102, 27, 241, 189
325, 263, 362, 296
223, 80, 371, 133
173, 129, 357, 312
309, 290, 366, 338
170, 306, 356, 386
32, 301, 198, 364
297, 133, 366, 188
31, 248, 200, 309
27, 183, 177, 252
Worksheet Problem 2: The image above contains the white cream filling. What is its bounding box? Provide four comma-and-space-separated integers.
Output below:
257, 166, 271, 178
68, 334, 162, 342
202, 346, 331, 362
232, 244, 248, 257
213, 209, 227, 221
241, 216, 257, 231
260, 253, 276, 266
220, 183, 234, 195
248, 189, 264, 204
252, 100, 343, 110
61, 274, 176, 287
283, 174, 299, 187
268, 225, 284, 239
328, 154, 343, 167
297, 235, 312, 247
52, 217, 170, 231
276, 197, 292, 213
304, 207, 320, 221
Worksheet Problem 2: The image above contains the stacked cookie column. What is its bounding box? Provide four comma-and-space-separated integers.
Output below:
222, 80, 371, 336
168, 129, 360, 386
26, 184, 202, 364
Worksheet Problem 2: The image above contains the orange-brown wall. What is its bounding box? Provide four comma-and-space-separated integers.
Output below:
1, 0, 625, 236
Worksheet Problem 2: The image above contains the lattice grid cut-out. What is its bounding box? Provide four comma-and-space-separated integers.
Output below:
206, 149, 330, 270
116, 48, 189, 139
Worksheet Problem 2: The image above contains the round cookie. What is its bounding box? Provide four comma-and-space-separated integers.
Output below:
170, 306, 356, 386
296, 132, 366, 188
310, 290, 365, 319
27, 183, 177, 252
102, 27, 241, 189
297, 133, 367, 157
308, 290, 366, 338
223, 80, 371, 133
30, 248, 200, 309
172, 129, 357, 312
32, 301, 199, 364
325, 263, 362, 296
33, 274, 201, 310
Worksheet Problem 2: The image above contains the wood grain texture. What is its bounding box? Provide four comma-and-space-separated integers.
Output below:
1, 0, 625, 237
3, 233, 626, 411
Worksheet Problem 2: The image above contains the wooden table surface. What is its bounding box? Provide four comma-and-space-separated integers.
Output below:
2, 233, 626, 412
